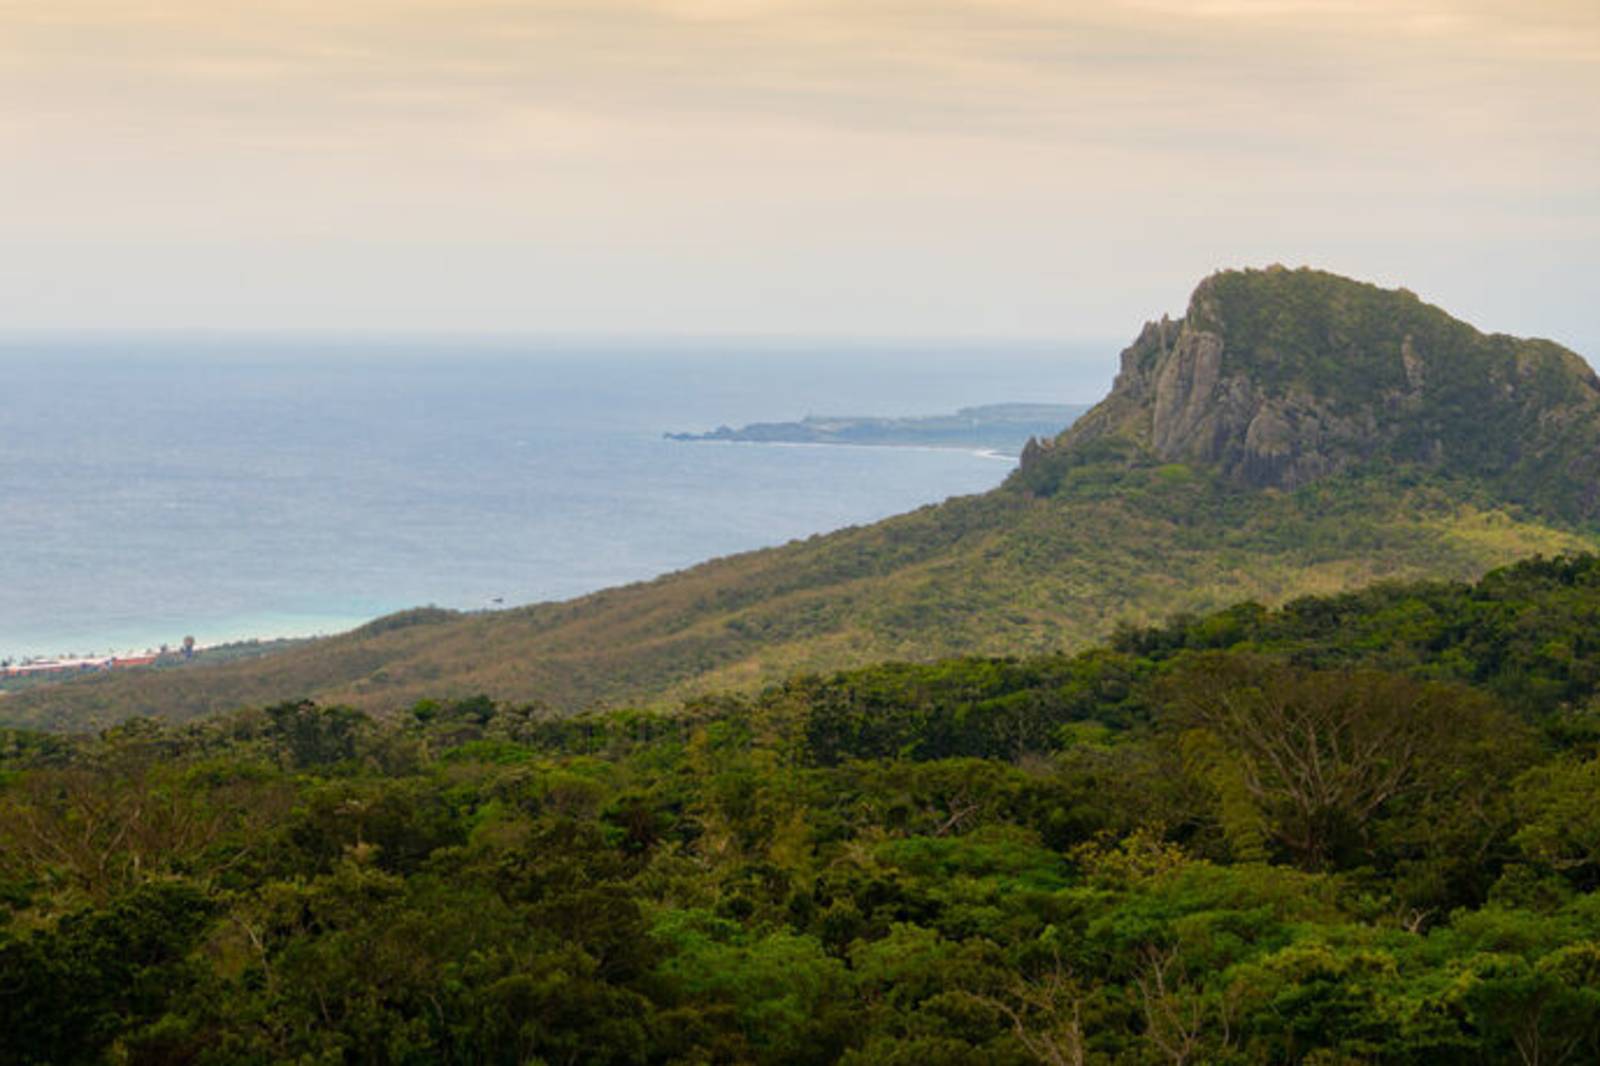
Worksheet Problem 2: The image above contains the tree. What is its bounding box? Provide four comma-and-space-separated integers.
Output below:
1512, 756, 1600, 891
1163, 655, 1521, 869
265, 700, 368, 768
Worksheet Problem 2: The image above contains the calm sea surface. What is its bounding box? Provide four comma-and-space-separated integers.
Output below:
0, 336, 1113, 659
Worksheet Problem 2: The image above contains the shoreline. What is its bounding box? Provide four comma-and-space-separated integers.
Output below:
0, 615, 377, 668
3, 443, 1020, 668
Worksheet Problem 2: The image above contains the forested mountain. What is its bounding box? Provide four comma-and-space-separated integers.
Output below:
6, 266, 1598, 732
9, 556, 1600, 1063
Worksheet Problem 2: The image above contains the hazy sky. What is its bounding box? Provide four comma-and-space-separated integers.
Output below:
2, 0, 1595, 349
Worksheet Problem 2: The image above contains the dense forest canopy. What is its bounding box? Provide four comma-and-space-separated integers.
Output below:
8, 555, 1600, 1064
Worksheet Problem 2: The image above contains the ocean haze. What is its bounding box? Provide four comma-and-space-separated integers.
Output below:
3, 3, 1594, 345
0, 336, 1111, 660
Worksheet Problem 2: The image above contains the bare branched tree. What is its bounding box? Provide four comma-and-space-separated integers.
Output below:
1133, 944, 1208, 1066
969, 962, 1087, 1066
1165, 656, 1505, 868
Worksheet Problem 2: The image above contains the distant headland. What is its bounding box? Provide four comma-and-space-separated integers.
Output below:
666, 402, 1089, 455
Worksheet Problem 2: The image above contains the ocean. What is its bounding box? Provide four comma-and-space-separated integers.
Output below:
0, 336, 1114, 660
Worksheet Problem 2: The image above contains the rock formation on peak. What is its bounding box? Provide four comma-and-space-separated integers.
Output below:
1020, 266, 1600, 516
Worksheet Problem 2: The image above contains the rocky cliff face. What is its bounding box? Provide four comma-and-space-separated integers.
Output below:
1101, 303, 1387, 489
1020, 266, 1600, 518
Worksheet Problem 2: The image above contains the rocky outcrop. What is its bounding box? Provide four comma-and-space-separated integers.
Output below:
1021, 265, 1600, 512
1126, 321, 1372, 488
1150, 328, 1224, 455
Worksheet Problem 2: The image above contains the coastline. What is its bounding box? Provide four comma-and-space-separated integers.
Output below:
1, 446, 1017, 668
3, 349, 1067, 691
1, 446, 1018, 670
0, 611, 378, 667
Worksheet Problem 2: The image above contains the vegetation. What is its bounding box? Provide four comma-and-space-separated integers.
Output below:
1038, 266, 1600, 516
3, 463, 1589, 732
9, 269, 1598, 733
9, 555, 1600, 1063
0, 638, 312, 699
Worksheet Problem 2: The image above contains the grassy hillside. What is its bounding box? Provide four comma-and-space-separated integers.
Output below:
5, 267, 1598, 731
3, 466, 1587, 732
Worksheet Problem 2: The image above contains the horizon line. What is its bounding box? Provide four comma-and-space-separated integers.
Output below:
0, 327, 1124, 349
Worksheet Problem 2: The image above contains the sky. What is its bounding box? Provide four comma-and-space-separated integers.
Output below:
1, 0, 1596, 351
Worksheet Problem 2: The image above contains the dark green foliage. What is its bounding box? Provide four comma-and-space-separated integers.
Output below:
1122, 552, 1600, 725
265, 699, 369, 768
11, 560, 1600, 1062
794, 653, 1148, 766
350, 605, 462, 637
0, 883, 215, 1066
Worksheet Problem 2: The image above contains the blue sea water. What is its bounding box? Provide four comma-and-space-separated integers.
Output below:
0, 336, 1114, 659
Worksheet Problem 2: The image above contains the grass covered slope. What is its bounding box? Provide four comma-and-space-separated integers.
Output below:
2, 469, 1586, 731
6, 266, 1599, 731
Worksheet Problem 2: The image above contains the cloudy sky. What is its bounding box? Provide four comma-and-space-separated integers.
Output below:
2, 0, 1595, 348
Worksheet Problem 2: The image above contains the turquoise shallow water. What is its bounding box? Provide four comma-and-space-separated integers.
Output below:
0, 336, 1112, 659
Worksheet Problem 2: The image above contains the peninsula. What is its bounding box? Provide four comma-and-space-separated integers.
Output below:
666, 402, 1089, 455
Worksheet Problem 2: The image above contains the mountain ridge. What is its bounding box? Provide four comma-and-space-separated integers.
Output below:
7, 265, 1599, 731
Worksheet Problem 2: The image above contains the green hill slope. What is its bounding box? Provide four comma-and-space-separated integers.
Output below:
6, 266, 1598, 731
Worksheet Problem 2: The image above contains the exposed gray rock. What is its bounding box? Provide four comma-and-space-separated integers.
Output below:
1026, 266, 1600, 510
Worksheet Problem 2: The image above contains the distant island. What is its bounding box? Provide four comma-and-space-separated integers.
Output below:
665, 402, 1089, 455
